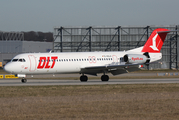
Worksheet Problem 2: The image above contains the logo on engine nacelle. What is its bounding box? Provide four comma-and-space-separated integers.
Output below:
37, 56, 58, 69
132, 57, 143, 61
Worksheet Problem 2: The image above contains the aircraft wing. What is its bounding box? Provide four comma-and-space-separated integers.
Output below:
81, 63, 144, 76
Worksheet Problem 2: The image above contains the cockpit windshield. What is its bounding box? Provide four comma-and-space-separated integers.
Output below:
18, 59, 26, 62
12, 58, 26, 62
12, 59, 18, 62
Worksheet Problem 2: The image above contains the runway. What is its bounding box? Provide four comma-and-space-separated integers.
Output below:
0, 78, 179, 86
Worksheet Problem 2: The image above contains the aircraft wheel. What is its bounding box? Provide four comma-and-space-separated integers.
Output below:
21, 78, 27, 83
101, 75, 109, 81
80, 75, 88, 82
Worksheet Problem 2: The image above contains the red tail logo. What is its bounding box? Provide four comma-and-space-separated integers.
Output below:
142, 28, 170, 53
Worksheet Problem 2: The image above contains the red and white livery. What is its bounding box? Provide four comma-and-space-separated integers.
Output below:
3, 28, 174, 83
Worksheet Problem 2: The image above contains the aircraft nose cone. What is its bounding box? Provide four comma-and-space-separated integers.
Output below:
3, 63, 11, 73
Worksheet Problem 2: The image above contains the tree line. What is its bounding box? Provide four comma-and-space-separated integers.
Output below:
24, 31, 53, 42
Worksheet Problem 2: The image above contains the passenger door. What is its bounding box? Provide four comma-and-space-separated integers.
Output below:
28, 55, 37, 72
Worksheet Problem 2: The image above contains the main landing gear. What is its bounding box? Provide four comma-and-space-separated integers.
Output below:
101, 75, 109, 81
80, 75, 88, 82
21, 78, 27, 83
80, 74, 109, 82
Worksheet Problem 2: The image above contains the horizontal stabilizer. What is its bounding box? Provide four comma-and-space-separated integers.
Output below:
157, 30, 179, 33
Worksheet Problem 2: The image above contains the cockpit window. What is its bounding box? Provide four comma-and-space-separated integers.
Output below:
12, 58, 26, 62
18, 59, 26, 62
19, 59, 23, 62
12, 59, 18, 62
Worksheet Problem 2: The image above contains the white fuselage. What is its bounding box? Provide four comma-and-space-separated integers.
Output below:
5, 52, 126, 74
4, 50, 162, 75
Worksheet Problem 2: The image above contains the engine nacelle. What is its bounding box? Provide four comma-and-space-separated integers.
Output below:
123, 54, 150, 64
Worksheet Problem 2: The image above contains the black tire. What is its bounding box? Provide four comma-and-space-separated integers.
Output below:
21, 78, 27, 83
80, 75, 88, 82
101, 75, 109, 81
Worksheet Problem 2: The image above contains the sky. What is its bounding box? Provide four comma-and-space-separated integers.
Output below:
0, 0, 179, 32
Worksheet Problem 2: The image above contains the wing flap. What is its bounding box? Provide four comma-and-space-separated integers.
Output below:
125, 66, 141, 72
81, 63, 142, 76
110, 69, 128, 75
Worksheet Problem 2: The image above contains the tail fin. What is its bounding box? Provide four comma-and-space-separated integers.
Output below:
141, 28, 170, 53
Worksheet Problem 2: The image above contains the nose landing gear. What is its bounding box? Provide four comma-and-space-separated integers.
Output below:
21, 78, 27, 83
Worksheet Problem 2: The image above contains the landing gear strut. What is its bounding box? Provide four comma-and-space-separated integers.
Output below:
80, 75, 88, 82
101, 75, 109, 81
21, 78, 27, 83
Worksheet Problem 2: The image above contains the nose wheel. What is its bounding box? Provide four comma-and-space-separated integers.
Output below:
21, 78, 27, 83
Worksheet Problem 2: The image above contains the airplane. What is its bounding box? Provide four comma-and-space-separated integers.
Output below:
3, 28, 176, 83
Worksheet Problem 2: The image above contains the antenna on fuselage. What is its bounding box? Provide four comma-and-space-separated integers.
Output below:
49, 50, 54, 53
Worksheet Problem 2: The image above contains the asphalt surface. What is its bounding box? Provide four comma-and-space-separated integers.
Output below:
0, 78, 179, 86
0, 72, 179, 86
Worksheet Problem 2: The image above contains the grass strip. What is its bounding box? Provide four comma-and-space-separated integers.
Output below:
0, 84, 179, 119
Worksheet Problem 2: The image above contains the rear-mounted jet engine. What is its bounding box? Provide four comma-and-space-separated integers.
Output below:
123, 53, 150, 64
